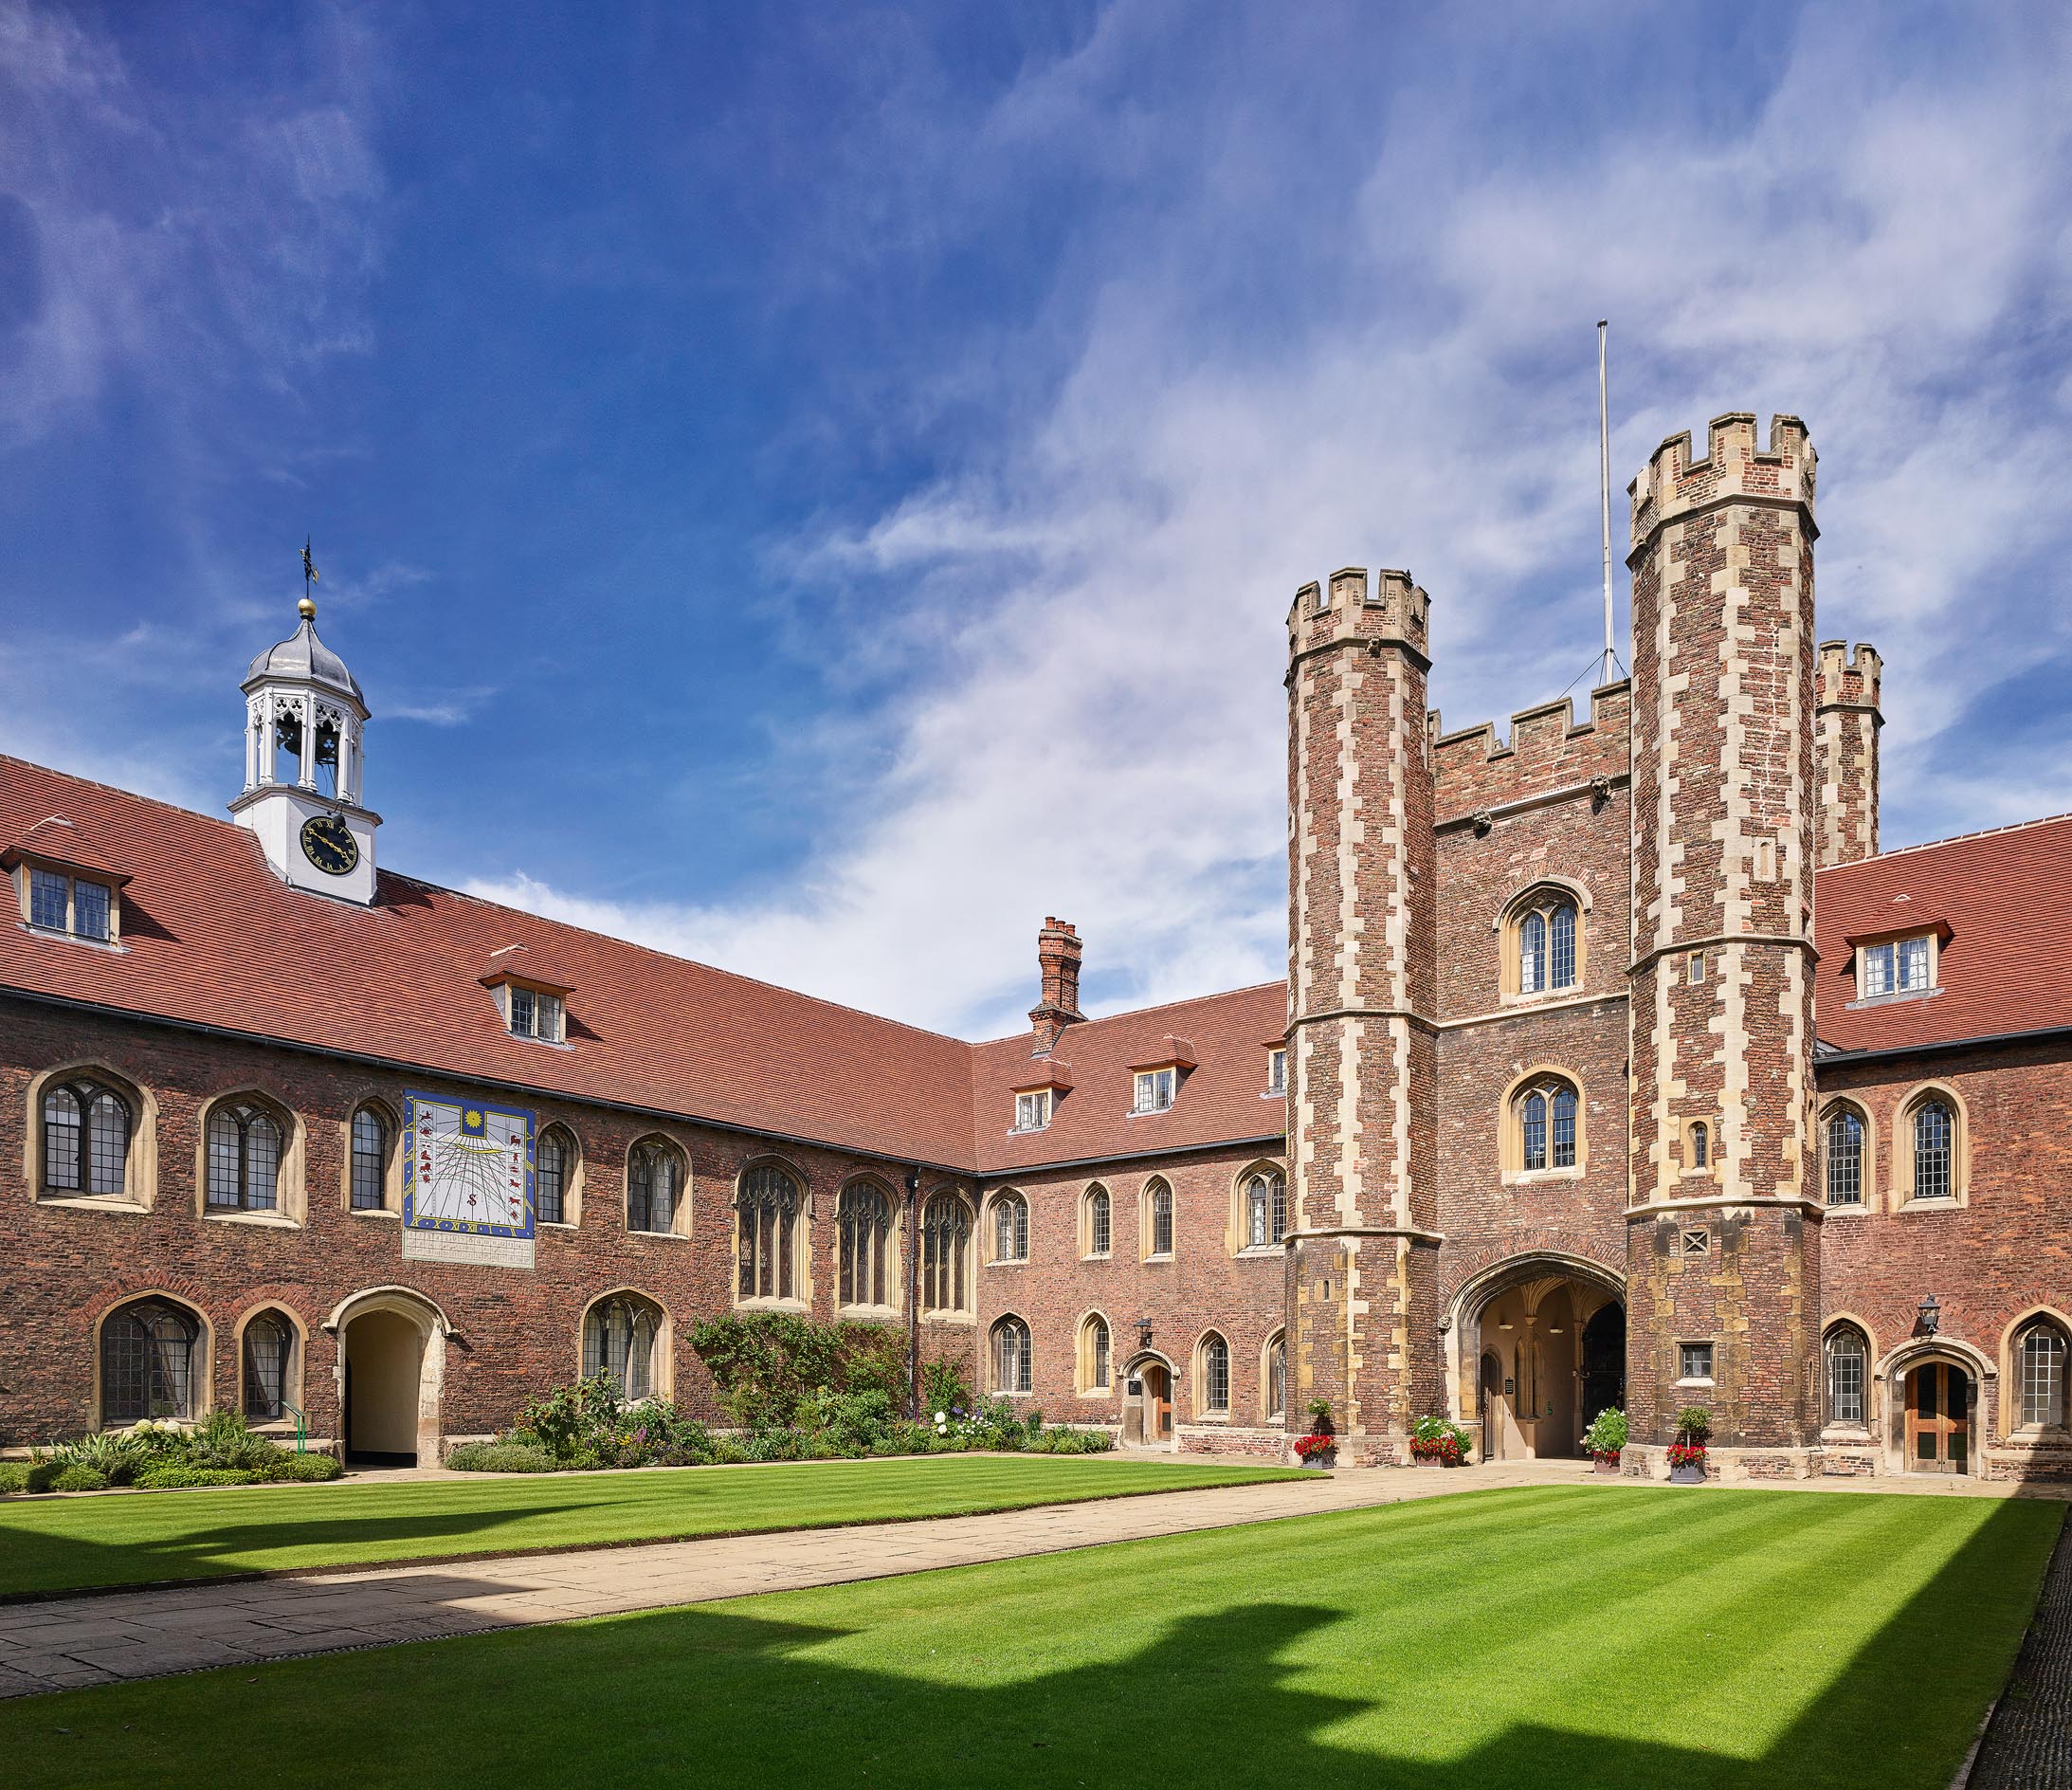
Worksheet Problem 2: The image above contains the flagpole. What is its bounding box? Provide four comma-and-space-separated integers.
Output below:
1597, 321, 1614, 685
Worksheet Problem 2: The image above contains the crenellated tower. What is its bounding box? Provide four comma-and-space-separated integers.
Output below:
1284, 566, 1441, 1465
1625, 413, 1823, 1468
1816, 640, 1882, 867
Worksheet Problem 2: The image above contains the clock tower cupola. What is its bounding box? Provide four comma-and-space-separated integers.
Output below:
229, 587, 380, 904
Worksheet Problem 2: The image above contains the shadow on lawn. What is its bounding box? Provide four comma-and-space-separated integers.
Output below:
236, 1496, 2060, 1789
0, 1502, 597, 1598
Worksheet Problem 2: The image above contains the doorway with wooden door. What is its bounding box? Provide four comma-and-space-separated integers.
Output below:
1121, 1361, 1174, 1449
1905, 1360, 1972, 1474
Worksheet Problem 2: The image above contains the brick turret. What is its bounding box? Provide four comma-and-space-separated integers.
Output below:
1284, 566, 1441, 1465
1816, 640, 1881, 867
1027, 918, 1084, 1054
1625, 413, 1824, 1467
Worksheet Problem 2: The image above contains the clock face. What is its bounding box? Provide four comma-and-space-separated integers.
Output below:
300, 813, 359, 877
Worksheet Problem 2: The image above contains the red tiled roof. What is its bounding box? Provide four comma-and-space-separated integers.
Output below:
1814, 813, 2072, 1056
1, 814, 131, 884
0, 758, 978, 1167
970, 984, 1287, 1176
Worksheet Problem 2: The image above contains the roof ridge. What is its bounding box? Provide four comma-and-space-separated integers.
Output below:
1820, 808, 2072, 871
971, 977, 1286, 1048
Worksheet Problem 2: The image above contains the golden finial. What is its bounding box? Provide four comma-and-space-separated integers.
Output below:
299, 595, 318, 621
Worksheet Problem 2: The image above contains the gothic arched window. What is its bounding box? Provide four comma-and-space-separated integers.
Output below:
1510, 890, 1581, 996
1081, 1314, 1111, 1393
2020, 1323, 2068, 1430
1911, 1098, 1956, 1201
1825, 1324, 1867, 1427
991, 1191, 1029, 1263
536, 1124, 575, 1225
838, 1182, 893, 1308
584, 1293, 664, 1400
101, 1298, 201, 1426
1264, 1330, 1288, 1422
350, 1105, 389, 1211
1244, 1169, 1287, 1249
1083, 1184, 1112, 1258
627, 1140, 682, 1234
243, 1310, 295, 1421
1513, 1077, 1579, 1172
42, 1078, 131, 1197
1825, 1106, 1864, 1207
921, 1194, 972, 1315
206, 1099, 283, 1211
1145, 1179, 1174, 1258
992, 1315, 1032, 1395
736, 1164, 804, 1301
1198, 1332, 1230, 1415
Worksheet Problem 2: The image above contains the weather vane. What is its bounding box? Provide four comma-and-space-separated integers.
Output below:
300, 538, 320, 619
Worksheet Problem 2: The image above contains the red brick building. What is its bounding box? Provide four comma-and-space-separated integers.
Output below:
5, 412, 2068, 1479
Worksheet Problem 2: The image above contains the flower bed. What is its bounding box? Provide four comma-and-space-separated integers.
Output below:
0, 1412, 340, 1496
1410, 1415, 1472, 1466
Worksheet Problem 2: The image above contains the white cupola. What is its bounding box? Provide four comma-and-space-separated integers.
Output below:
228, 594, 380, 904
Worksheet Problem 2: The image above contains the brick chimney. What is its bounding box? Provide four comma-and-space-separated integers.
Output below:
1028, 918, 1084, 1054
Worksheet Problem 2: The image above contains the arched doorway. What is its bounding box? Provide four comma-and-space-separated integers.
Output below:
1119, 1355, 1175, 1450
332, 1288, 447, 1468
1903, 1359, 1974, 1476
1450, 1255, 1626, 1463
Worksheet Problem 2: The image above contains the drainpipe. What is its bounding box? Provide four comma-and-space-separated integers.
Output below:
905, 1169, 921, 1423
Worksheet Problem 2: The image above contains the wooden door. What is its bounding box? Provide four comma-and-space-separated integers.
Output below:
1141, 1365, 1172, 1445
1906, 1362, 1971, 1474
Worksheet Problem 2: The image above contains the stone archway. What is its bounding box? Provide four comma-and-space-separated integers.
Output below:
1117, 1350, 1176, 1451
328, 1288, 449, 1468
1447, 1254, 1626, 1463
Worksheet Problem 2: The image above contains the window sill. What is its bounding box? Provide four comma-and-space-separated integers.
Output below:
994, 1389, 1036, 1399
626, 1228, 690, 1241
1822, 1199, 1867, 1215
1504, 1167, 1584, 1186
539, 1219, 579, 1231
1675, 1377, 1716, 1390
1819, 1424, 1874, 1444
1006, 1125, 1050, 1137
987, 1257, 1028, 1269
1261, 1088, 1285, 1100
38, 1194, 149, 1215
19, 922, 126, 954
1126, 1107, 1175, 1120
204, 1209, 300, 1230
735, 1296, 809, 1312
1677, 1168, 1716, 1182
1142, 1252, 1174, 1265
839, 1303, 900, 1321
1081, 1251, 1111, 1263
1194, 1412, 1231, 1425
349, 1205, 400, 1220
505, 1032, 575, 1051
1235, 1244, 1284, 1259
1899, 1196, 1963, 1211
1845, 985, 1942, 1013
1499, 985, 1581, 1009
919, 1309, 974, 1324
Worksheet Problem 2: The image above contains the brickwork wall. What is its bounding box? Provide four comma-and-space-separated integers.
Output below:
1431, 684, 1630, 829
972, 1145, 1287, 1433
1626, 413, 1822, 1451
0, 996, 976, 1449
1285, 567, 1441, 1463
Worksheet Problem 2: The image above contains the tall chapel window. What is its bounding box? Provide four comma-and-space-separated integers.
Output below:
2021, 1325, 2068, 1429
736, 1163, 803, 1301
921, 1195, 972, 1314
838, 1183, 893, 1308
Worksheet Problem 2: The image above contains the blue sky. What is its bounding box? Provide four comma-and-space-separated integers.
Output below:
3, 1, 2069, 1036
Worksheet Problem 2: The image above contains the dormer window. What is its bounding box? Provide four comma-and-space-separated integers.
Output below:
1133, 1068, 1177, 1114
1265, 1048, 1287, 1095
507, 984, 564, 1043
1013, 1089, 1052, 1133
7, 821, 127, 945
1861, 935, 1932, 997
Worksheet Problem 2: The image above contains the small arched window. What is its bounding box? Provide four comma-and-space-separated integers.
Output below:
1200, 1332, 1230, 1415
1826, 1107, 1864, 1207
1265, 1331, 1287, 1421
1084, 1185, 1112, 1257
992, 1315, 1032, 1395
737, 1164, 803, 1300
1688, 1122, 1710, 1171
1146, 1179, 1174, 1258
536, 1124, 574, 1225
42, 1078, 131, 1197
584, 1293, 663, 1400
1081, 1314, 1111, 1392
207, 1100, 282, 1211
838, 1183, 893, 1308
1515, 1078, 1579, 1172
101, 1297, 201, 1425
1245, 1170, 1287, 1248
243, 1310, 295, 1421
1512, 892, 1581, 996
627, 1141, 682, 1234
2020, 1324, 2068, 1429
350, 1106, 388, 1211
1825, 1325, 1867, 1426
1913, 1100, 1954, 1200
921, 1194, 972, 1315
992, 1191, 1029, 1263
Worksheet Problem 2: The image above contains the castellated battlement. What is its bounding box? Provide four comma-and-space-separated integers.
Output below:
1817, 639, 1883, 713
1285, 565, 1431, 665
1428, 680, 1630, 824
1628, 411, 1815, 550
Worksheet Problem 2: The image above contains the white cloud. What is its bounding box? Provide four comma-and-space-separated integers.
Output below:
476, 4, 2072, 1037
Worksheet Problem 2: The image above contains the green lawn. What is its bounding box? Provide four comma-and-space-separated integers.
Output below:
2, 1486, 2056, 1789
0, 1454, 1300, 1599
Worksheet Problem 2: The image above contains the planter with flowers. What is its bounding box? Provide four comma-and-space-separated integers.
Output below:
1293, 1398, 1336, 1470
1668, 1406, 1710, 1484
1409, 1415, 1472, 1467
1582, 1407, 1627, 1475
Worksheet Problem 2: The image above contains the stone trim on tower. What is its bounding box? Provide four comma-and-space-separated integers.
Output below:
1816, 640, 1882, 868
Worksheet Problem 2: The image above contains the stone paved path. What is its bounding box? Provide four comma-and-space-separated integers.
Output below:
0, 1462, 1582, 1697
0, 1456, 2060, 1701
1968, 1506, 2072, 1789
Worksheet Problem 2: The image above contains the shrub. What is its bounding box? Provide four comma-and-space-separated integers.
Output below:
24, 1460, 64, 1494
920, 1356, 972, 1419
53, 1430, 153, 1486
1674, 1406, 1712, 1443
796, 1388, 895, 1456
516, 1376, 627, 1462
133, 1465, 263, 1489
50, 1465, 110, 1492
1026, 1426, 1113, 1454
269, 1452, 342, 1482
445, 1441, 561, 1474
689, 1311, 911, 1432
0, 1462, 27, 1494
181, 1410, 287, 1473
1582, 1407, 1628, 1459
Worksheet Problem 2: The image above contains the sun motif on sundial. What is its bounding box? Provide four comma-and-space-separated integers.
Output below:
408, 1096, 530, 1233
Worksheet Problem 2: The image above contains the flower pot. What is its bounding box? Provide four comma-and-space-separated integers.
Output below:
1592, 1455, 1622, 1476
1669, 1462, 1706, 1485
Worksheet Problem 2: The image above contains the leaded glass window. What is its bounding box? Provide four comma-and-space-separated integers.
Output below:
1086, 1185, 1111, 1257
244, 1312, 292, 1420
1825, 1326, 1866, 1426
1147, 1181, 1173, 1256
42, 1081, 131, 1196
28, 867, 68, 930
992, 1192, 1029, 1262
993, 1316, 1032, 1394
1266, 1334, 1287, 1420
1085, 1315, 1110, 1390
584, 1295, 661, 1399
536, 1126, 571, 1225
101, 1299, 199, 1424
1551, 1087, 1576, 1169
921, 1195, 971, 1313
736, 1163, 801, 1299
628, 1141, 681, 1233
1690, 1123, 1709, 1170
839, 1183, 892, 1307
72, 879, 111, 941
1826, 1108, 1863, 1206
350, 1107, 387, 1211
2022, 1327, 2067, 1429
1202, 1334, 1230, 1414
206, 1102, 281, 1211
1245, 1171, 1287, 1247
1519, 911, 1546, 994
1521, 1092, 1548, 1171
1549, 904, 1576, 990
1914, 1101, 1954, 1199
